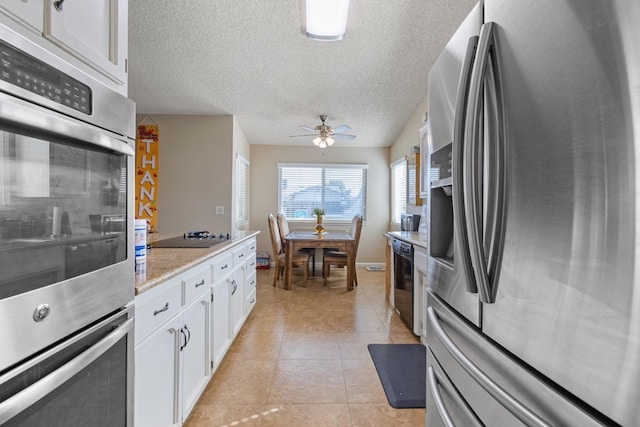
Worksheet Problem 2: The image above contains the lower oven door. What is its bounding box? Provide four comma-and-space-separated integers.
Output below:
0, 306, 134, 426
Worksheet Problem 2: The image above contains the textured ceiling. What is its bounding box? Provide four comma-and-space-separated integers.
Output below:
128, 0, 477, 148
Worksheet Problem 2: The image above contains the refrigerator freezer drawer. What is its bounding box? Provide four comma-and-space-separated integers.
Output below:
427, 347, 483, 427
426, 290, 609, 427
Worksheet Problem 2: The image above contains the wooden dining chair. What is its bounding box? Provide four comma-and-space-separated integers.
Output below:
323, 214, 363, 287
276, 213, 316, 275
268, 214, 310, 288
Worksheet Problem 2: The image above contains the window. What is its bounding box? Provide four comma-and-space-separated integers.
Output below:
390, 157, 406, 225
278, 163, 367, 221
235, 154, 249, 224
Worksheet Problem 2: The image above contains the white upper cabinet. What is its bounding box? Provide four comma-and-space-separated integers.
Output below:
44, 0, 127, 85
0, 0, 43, 34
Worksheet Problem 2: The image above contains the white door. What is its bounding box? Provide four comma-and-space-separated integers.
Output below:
181, 295, 210, 419
0, 0, 43, 33
44, 0, 127, 84
229, 266, 244, 337
134, 315, 181, 427
211, 280, 230, 371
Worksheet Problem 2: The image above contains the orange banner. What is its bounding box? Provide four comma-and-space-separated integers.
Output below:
136, 125, 159, 232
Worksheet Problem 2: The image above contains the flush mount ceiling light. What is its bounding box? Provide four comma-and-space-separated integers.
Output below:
305, 0, 351, 41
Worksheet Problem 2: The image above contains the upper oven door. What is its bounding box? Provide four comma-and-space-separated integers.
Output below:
0, 89, 135, 372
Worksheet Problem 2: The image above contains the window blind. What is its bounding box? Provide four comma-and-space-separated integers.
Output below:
236, 155, 249, 222
278, 163, 367, 221
390, 157, 406, 224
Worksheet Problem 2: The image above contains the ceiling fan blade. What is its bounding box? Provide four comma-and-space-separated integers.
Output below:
300, 126, 317, 132
332, 125, 351, 133
334, 134, 356, 140
289, 134, 318, 138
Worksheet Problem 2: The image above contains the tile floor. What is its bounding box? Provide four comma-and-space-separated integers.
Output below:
184, 266, 425, 427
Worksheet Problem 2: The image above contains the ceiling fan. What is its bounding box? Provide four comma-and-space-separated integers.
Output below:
290, 115, 356, 148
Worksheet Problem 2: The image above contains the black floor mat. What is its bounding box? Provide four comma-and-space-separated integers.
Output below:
368, 343, 426, 408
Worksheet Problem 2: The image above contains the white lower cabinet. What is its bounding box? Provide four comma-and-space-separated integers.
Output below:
134, 281, 210, 426
135, 235, 258, 427
414, 246, 428, 341
135, 314, 181, 427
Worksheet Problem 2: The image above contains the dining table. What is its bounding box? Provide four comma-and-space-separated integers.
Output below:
284, 230, 356, 291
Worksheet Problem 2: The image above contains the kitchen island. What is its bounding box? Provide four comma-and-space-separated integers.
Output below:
133, 230, 259, 427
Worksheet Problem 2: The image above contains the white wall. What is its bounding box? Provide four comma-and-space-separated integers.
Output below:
389, 98, 429, 219
136, 114, 234, 235
250, 145, 389, 264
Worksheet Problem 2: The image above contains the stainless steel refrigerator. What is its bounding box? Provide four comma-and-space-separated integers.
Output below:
425, 1, 640, 425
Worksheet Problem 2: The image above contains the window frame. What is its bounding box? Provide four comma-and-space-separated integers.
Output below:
277, 162, 368, 224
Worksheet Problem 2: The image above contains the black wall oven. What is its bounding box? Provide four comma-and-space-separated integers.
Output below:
0, 25, 135, 425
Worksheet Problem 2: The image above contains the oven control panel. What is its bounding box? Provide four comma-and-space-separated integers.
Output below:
0, 39, 92, 114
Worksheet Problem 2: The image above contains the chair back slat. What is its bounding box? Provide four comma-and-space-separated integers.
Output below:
276, 213, 289, 253
268, 213, 283, 256
351, 214, 363, 253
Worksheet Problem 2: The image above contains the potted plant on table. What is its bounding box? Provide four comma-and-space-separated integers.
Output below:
313, 207, 325, 234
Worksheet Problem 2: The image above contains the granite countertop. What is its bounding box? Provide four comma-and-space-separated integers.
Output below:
135, 230, 260, 295
384, 231, 428, 248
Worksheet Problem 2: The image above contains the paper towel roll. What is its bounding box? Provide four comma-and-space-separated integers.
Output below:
52, 206, 61, 236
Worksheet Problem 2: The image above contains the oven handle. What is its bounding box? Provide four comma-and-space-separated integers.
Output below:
0, 92, 134, 157
0, 318, 133, 425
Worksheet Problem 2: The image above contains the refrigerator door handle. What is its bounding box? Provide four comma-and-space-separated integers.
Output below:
482, 24, 507, 304
464, 21, 496, 303
428, 307, 552, 427
428, 365, 483, 427
452, 35, 480, 294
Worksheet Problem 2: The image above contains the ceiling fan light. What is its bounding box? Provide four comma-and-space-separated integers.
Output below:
319, 139, 328, 149
326, 136, 335, 146
312, 136, 322, 146
305, 0, 350, 41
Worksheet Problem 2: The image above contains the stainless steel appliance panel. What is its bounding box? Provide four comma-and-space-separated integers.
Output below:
427, 290, 606, 427
0, 33, 135, 372
479, 2, 640, 424
0, 25, 135, 139
427, 4, 482, 326
0, 306, 134, 426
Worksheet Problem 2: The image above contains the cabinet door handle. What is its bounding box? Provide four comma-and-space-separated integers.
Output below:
231, 280, 238, 295
179, 327, 189, 351
184, 325, 191, 347
54, 0, 64, 12
221, 263, 228, 270
238, 253, 244, 258
153, 302, 169, 316
195, 279, 206, 288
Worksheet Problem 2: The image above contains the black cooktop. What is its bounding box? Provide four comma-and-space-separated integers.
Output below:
151, 234, 230, 248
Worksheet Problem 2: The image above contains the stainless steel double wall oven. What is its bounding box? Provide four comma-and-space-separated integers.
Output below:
0, 25, 135, 426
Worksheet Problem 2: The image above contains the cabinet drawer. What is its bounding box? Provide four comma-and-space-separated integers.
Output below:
245, 238, 257, 254
212, 252, 233, 282
183, 265, 211, 306
245, 287, 256, 317
245, 253, 257, 272
232, 245, 247, 266
244, 270, 257, 299
135, 284, 182, 344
